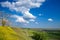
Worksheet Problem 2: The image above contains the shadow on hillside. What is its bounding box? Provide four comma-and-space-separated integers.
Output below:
30, 32, 43, 40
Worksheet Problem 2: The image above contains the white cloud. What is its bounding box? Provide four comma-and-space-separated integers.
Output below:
39, 14, 43, 16
11, 15, 29, 23
23, 11, 36, 19
0, 1, 15, 10
48, 18, 53, 22
29, 19, 35, 22
0, 0, 45, 23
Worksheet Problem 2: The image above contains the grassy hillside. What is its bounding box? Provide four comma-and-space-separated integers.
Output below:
0, 26, 19, 40
12, 28, 47, 40
0, 26, 33, 40
12, 27, 33, 40
0, 26, 60, 40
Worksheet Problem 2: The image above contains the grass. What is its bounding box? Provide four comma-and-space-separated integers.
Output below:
0, 26, 20, 40
0, 26, 33, 40
0, 26, 60, 40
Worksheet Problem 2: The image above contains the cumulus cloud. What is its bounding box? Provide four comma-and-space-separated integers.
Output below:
0, 0, 45, 23
11, 15, 29, 23
23, 11, 36, 19
48, 18, 53, 22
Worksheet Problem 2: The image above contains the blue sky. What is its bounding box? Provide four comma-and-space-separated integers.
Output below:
0, 0, 60, 28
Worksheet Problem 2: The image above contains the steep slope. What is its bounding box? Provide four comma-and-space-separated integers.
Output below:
12, 28, 51, 40
0, 26, 59, 40
0, 26, 22, 40
12, 28, 33, 40
0, 26, 32, 40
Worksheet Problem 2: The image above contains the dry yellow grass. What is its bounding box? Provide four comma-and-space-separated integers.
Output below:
0, 26, 32, 40
0, 26, 24, 40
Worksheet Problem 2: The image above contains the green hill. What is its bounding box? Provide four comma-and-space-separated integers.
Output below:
0, 26, 60, 40
0, 26, 19, 40
0, 26, 32, 40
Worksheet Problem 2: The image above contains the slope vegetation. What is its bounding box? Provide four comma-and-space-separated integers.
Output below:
0, 26, 60, 40
0, 26, 32, 40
